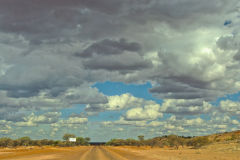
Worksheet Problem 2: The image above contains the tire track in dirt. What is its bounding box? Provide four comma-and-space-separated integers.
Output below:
99, 146, 129, 160
78, 146, 98, 160
0, 146, 156, 160
105, 146, 156, 160
1, 147, 90, 160
79, 146, 129, 160
57, 147, 90, 160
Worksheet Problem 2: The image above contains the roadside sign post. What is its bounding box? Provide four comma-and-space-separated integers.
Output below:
69, 138, 76, 142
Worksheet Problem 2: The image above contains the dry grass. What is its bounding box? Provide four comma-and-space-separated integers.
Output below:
208, 130, 240, 142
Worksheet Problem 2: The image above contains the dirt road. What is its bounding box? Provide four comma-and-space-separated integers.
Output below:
0, 144, 240, 160
0, 146, 143, 160
79, 146, 129, 160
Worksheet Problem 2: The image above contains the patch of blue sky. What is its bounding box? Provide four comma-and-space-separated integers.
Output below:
60, 82, 240, 123
161, 113, 173, 120
200, 114, 211, 121
231, 115, 239, 121
211, 91, 240, 106
60, 104, 85, 118
93, 81, 218, 121
224, 20, 232, 26
93, 81, 163, 104
90, 110, 123, 122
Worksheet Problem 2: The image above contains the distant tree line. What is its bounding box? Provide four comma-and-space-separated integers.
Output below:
106, 135, 211, 149
0, 133, 90, 147
2, 133, 238, 148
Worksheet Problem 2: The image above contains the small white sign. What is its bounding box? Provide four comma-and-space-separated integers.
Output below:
69, 138, 76, 142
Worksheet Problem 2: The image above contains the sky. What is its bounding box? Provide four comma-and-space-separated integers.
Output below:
0, 0, 240, 142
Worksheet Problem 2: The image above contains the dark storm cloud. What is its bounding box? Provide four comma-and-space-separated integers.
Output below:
6, 90, 39, 98
161, 92, 216, 100
0, 1, 76, 41
0, 107, 25, 121
0, 53, 87, 97
216, 37, 240, 70
62, 92, 107, 104
149, 82, 198, 93
216, 35, 240, 62
216, 36, 240, 50
149, 77, 226, 101
0, 0, 228, 44
170, 76, 210, 89
0, 92, 28, 121
234, 51, 240, 61
83, 53, 153, 71
119, 0, 234, 32
149, 81, 205, 100
76, 38, 151, 71
0, 0, 129, 43
150, 82, 223, 101
0, 0, 234, 48
75, 38, 141, 57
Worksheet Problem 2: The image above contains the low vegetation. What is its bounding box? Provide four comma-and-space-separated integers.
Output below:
107, 135, 218, 149
0, 133, 90, 147
106, 131, 240, 149
0, 130, 239, 149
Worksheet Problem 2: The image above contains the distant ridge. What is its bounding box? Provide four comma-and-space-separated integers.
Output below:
207, 130, 240, 142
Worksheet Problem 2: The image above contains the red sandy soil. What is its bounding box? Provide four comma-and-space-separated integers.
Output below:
0, 142, 239, 160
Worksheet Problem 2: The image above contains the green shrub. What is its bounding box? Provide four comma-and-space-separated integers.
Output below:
0, 137, 13, 147
188, 136, 210, 148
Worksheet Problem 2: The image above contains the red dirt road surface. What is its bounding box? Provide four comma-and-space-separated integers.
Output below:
0, 144, 240, 160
